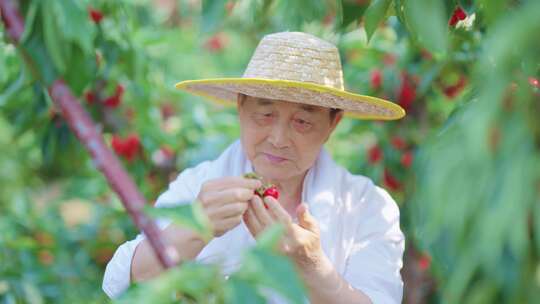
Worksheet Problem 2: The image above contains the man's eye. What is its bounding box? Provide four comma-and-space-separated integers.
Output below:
256, 112, 273, 119
252, 112, 274, 124
293, 118, 312, 131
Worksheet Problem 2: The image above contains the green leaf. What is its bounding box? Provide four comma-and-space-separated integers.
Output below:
226, 276, 266, 304
0, 68, 27, 108
338, 0, 369, 30
364, 0, 392, 41
42, 3, 66, 74
404, 0, 448, 54
21, 32, 58, 85
248, 248, 306, 304
56, 0, 96, 55
143, 203, 212, 241
476, 0, 511, 26
22, 282, 43, 304
254, 223, 285, 251
63, 45, 97, 95
201, 0, 228, 34
21, 1, 40, 43
118, 262, 224, 303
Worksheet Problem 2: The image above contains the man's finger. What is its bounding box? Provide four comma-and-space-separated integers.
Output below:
204, 176, 262, 191
215, 202, 248, 218
296, 203, 319, 233
244, 206, 262, 236
264, 196, 292, 225
251, 195, 273, 226
216, 214, 244, 232
203, 188, 255, 207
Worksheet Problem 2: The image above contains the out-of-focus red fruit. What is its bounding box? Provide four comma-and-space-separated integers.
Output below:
104, 95, 120, 108
38, 250, 55, 265
529, 77, 539, 88
85, 91, 95, 104
391, 136, 407, 150
368, 145, 383, 164
104, 84, 125, 108
449, 7, 467, 26
397, 73, 416, 111
383, 168, 401, 191
370, 69, 382, 90
205, 33, 227, 52
443, 76, 467, 99
111, 134, 141, 162
225, 1, 235, 15
383, 53, 396, 66
88, 8, 104, 24
401, 151, 413, 168
160, 103, 175, 120
418, 253, 431, 271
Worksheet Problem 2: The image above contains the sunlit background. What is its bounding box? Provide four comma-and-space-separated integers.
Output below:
1, 0, 539, 303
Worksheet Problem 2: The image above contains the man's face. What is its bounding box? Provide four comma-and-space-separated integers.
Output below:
237, 94, 343, 181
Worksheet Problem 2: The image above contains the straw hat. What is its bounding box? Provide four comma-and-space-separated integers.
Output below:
175, 31, 405, 120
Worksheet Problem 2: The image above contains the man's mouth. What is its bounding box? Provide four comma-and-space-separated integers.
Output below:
263, 152, 287, 163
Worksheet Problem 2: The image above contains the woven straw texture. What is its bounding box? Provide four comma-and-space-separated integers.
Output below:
176, 32, 405, 120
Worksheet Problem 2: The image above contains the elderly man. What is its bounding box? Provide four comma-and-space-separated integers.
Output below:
103, 31, 405, 303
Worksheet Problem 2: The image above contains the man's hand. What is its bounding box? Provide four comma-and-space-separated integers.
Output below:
243, 195, 374, 304
197, 176, 262, 237
242, 195, 328, 272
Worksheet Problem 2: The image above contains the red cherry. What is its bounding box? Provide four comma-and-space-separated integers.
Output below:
104, 84, 125, 108
370, 69, 382, 90
263, 186, 279, 199
401, 151, 413, 168
115, 84, 125, 96
455, 7, 467, 20
88, 8, 104, 24
397, 73, 416, 111
529, 77, 539, 89
367, 145, 383, 164
449, 7, 466, 26
420, 49, 433, 60
111, 134, 141, 162
124, 134, 141, 161
160, 146, 174, 159
84, 91, 95, 104
383, 168, 401, 191
323, 13, 335, 26
205, 33, 227, 52
391, 136, 407, 150
225, 1, 235, 15
443, 76, 467, 99
111, 135, 126, 155
418, 254, 431, 271
104, 95, 120, 108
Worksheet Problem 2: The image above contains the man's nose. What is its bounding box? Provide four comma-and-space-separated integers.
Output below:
267, 120, 291, 149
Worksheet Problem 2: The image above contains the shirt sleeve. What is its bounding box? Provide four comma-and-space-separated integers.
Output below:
342, 184, 405, 304
102, 162, 209, 299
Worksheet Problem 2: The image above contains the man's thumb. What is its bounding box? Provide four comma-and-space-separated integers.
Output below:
296, 203, 318, 232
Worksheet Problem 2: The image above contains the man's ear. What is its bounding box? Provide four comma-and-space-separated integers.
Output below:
324, 111, 344, 143
330, 111, 344, 131
237, 94, 242, 112
236, 93, 246, 113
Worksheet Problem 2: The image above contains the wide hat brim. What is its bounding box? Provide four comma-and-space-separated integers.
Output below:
175, 78, 406, 120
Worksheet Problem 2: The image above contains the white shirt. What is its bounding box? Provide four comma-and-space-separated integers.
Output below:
103, 139, 405, 303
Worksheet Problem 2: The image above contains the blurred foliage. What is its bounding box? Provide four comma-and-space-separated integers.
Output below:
1, 0, 539, 303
